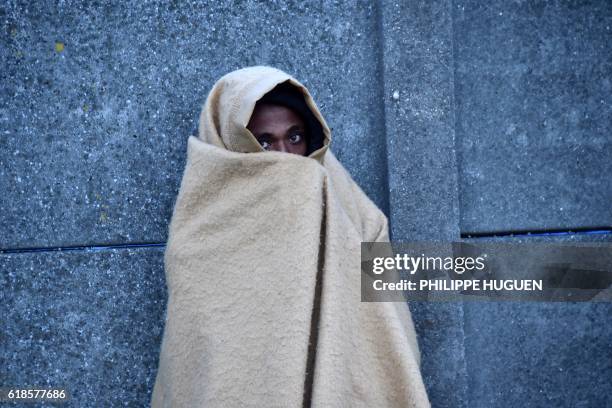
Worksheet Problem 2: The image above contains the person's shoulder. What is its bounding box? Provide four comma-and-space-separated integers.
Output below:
322, 150, 389, 241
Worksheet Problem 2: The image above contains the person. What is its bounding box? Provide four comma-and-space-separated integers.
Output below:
246, 81, 325, 156
151, 66, 430, 407
248, 102, 308, 155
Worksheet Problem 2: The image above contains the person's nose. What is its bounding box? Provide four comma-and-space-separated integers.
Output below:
276, 140, 289, 153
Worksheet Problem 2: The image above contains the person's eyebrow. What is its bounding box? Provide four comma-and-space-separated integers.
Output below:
255, 125, 305, 139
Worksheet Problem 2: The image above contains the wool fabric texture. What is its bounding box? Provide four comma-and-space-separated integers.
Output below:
151, 66, 430, 408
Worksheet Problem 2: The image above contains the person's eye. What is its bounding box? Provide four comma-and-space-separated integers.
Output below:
289, 133, 303, 144
259, 140, 271, 150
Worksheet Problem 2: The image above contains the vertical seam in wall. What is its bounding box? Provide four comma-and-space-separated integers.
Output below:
374, 0, 393, 240
450, 0, 464, 239
449, 0, 470, 407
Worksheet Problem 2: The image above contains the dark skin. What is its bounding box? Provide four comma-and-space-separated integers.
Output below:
247, 103, 308, 156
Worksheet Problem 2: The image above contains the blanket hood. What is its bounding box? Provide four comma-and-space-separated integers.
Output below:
198, 65, 331, 163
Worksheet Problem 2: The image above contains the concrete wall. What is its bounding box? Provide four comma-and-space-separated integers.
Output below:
1, 0, 610, 406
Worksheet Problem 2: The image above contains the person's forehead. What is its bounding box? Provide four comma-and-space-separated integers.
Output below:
251, 103, 305, 125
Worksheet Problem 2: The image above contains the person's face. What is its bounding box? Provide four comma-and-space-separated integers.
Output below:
247, 103, 308, 156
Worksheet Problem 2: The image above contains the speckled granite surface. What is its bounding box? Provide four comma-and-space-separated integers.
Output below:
454, 0, 612, 233
1, 1, 611, 407
0, 247, 166, 406
378, 1, 466, 406
0, 0, 388, 249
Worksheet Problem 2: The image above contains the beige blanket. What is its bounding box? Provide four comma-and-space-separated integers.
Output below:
151, 66, 430, 407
